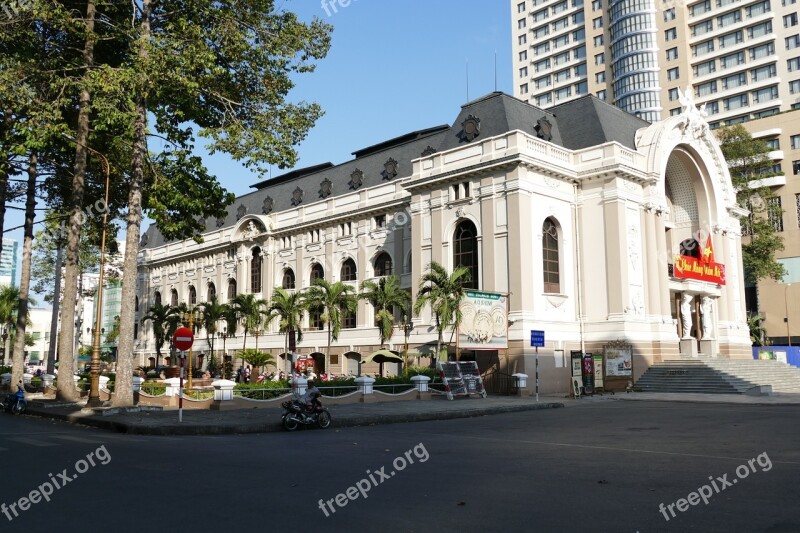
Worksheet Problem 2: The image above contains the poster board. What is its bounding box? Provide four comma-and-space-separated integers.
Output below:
593, 354, 604, 390
570, 351, 583, 377
458, 291, 508, 350
603, 340, 633, 392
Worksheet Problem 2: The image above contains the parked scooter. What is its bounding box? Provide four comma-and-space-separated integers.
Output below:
4, 382, 26, 415
280, 390, 331, 431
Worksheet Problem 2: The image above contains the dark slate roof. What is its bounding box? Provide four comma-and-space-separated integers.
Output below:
548, 95, 649, 150
140, 92, 649, 250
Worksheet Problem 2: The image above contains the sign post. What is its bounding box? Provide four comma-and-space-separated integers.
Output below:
173, 327, 194, 423
530, 330, 545, 402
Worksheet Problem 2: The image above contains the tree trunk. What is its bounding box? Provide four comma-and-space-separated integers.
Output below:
57, 1, 96, 401
10, 154, 37, 387
45, 242, 63, 375
112, 0, 150, 407
326, 323, 331, 376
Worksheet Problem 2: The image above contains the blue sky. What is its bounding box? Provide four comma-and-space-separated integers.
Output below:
15, 0, 513, 293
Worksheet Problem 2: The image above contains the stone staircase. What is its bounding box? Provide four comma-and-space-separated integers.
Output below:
635, 358, 800, 394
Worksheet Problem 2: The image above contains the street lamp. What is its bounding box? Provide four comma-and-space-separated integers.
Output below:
785, 284, 792, 347
401, 314, 414, 376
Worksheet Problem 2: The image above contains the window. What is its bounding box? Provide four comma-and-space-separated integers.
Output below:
595, 71, 605, 83
696, 80, 717, 96
768, 196, 783, 232
748, 21, 773, 38
341, 259, 357, 282
154, 291, 161, 306
787, 35, 800, 49
554, 34, 570, 47
534, 25, 549, 38
518, 2, 526, 13
227, 280, 236, 300
342, 309, 356, 329
791, 80, 800, 93
552, 0, 569, 13
555, 68, 571, 82
789, 57, 800, 71
537, 93, 553, 106
597, 89, 607, 100
794, 160, 800, 174
692, 20, 713, 36
747, 0, 770, 17
693, 40, 715, 56
719, 30, 743, 48
752, 85, 778, 102
791, 135, 800, 150
542, 218, 560, 293
282, 268, 295, 289
519, 34, 527, 45
553, 16, 568, 30
309, 307, 324, 330
785, 13, 798, 27
750, 63, 776, 81
518, 18, 527, 30
765, 138, 780, 150
720, 51, 745, 69
797, 194, 800, 228
374, 253, 393, 277
520, 83, 529, 95
573, 11, 585, 25
534, 8, 549, 21
535, 42, 550, 55
536, 75, 552, 89
171, 289, 178, 307
575, 80, 588, 94
670, 107, 681, 116
519, 66, 528, 78
573, 28, 585, 41
310, 263, 324, 284
594, 34, 604, 46
595, 52, 605, 65
690, 0, 711, 16
556, 86, 572, 99
750, 42, 775, 59
453, 220, 479, 289
207, 283, 216, 301
668, 67, 680, 80
250, 248, 262, 293
592, 0, 602, 10
668, 87, 679, 101
723, 93, 749, 110
519, 50, 528, 62
718, 10, 741, 27
573, 46, 586, 59
666, 47, 678, 60
374, 215, 386, 228
722, 72, 747, 89
555, 51, 570, 65
664, 7, 676, 20
339, 222, 352, 237
592, 16, 603, 29
574, 63, 587, 77
665, 28, 677, 41
705, 101, 720, 114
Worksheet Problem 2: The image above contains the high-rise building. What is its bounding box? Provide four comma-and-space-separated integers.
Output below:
0, 238, 18, 287
512, 0, 800, 344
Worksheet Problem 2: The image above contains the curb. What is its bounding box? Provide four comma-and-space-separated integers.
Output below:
24, 401, 564, 436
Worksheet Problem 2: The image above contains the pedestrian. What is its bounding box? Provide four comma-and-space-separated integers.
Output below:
245, 366, 251, 382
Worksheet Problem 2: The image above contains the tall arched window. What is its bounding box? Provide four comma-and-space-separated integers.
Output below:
341, 258, 357, 282
453, 219, 479, 289
542, 218, 560, 293
310, 263, 324, 285
135, 296, 139, 312
207, 282, 216, 301
227, 279, 237, 301
374, 253, 392, 277
154, 291, 161, 306
282, 268, 296, 289
188, 286, 197, 305
170, 289, 178, 307
251, 247, 262, 293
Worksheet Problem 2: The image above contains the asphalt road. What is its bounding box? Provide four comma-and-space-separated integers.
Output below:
0, 400, 798, 533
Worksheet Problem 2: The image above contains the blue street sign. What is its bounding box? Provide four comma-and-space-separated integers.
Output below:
531, 330, 545, 347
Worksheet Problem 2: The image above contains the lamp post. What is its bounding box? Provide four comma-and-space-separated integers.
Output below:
785, 284, 792, 347
401, 314, 414, 376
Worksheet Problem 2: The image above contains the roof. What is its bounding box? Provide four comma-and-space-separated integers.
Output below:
141, 92, 649, 249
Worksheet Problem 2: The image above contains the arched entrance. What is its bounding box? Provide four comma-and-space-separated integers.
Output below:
343, 351, 361, 377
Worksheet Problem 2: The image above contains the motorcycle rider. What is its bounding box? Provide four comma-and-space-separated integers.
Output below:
302, 379, 322, 412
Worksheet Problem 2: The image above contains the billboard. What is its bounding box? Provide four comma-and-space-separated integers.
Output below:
458, 291, 508, 350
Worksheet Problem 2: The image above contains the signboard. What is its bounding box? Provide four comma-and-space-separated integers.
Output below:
570, 351, 583, 377
605, 346, 632, 376
173, 327, 194, 351
672, 236, 725, 285
593, 354, 604, 389
582, 354, 594, 393
458, 291, 508, 350
530, 330, 545, 347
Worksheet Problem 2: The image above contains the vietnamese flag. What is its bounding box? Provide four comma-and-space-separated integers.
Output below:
702, 235, 714, 264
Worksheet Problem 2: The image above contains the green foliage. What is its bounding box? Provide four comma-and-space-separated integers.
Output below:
268, 287, 307, 347
240, 349, 275, 369
230, 294, 269, 350
747, 314, 770, 346
717, 125, 786, 284
360, 275, 410, 347
141, 382, 167, 395
184, 389, 213, 400
207, 353, 219, 376
234, 381, 290, 399
414, 261, 472, 360
141, 303, 179, 365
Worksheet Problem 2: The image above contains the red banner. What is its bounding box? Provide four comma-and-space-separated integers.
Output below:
673, 235, 725, 285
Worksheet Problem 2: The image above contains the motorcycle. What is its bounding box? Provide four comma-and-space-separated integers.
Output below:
281, 392, 331, 431
4, 383, 26, 415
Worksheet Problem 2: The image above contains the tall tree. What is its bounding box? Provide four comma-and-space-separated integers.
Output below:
360, 275, 410, 349
230, 294, 267, 355
717, 124, 786, 284
268, 287, 307, 371
113, 0, 332, 406
198, 296, 229, 370
305, 279, 358, 374
141, 302, 178, 368
414, 262, 471, 364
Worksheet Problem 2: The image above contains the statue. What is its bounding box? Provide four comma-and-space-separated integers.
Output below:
680, 293, 694, 339
677, 85, 709, 139
700, 296, 714, 340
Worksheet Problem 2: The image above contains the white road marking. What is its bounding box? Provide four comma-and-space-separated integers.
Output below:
8, 437, 58, 447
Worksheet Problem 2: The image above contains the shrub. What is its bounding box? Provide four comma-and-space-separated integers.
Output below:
234, 381, 291, 400
141, 382, 167, 395
184, 389, 213, 400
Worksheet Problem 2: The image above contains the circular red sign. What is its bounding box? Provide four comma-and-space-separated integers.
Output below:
173, 327, 194, 351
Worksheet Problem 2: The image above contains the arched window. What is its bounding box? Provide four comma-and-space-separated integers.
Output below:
309, 308, 324, 330
542, 218, 560, 293
310, 263, 324, 284
207, 282, 216, 301
342, 308, 357, 329
282, 268, 296, 289
453, 220, 479, 289
251, 247, 262, 293
341, 258, 357, 282
188, 286, 197, 305
170, 289, 178, 307
154, 291, 161, 306
374, 253, 392, 277
227, 279, 237, 300
135, 296, 139, 311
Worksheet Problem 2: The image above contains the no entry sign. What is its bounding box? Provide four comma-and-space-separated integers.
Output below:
173, 327, 194, 351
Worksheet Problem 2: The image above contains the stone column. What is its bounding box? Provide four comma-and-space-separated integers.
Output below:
655, 214, 672, 317
643, 208, 661, 319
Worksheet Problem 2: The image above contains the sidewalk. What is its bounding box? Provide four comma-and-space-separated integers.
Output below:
24, 396, 565, 436
581, 391, 800, 405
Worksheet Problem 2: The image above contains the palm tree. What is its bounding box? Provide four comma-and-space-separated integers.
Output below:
230, 294, 267, 373
414, 261, 471, 364
268, 287, 307, 372
241, 349, 275, 383
0, 286, 20, 366
305, 279, 358, 374
360, 275, 410, 349
141, 302, 178, 368
198, 295, 229, 369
